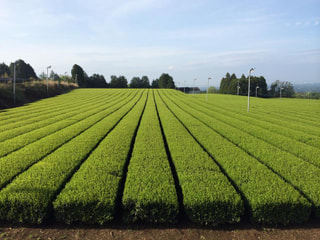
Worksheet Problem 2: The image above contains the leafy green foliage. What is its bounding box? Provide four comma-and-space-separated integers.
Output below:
9, 59, 38, 79
0, 91, 142, 223
0, 91, 136, 190
71, 64, 86, 87
87, 74, 108, 88
167, 90, 320, 220
53, 90, 147, 224
158, 73, 175, 89
155, 90, 243, 225
162, 90, 312, 224
269, 80, 295, 97
0, 92, 124, 155
122, 91, 179, 223
130, 76, 150, 88
219, 72, 268, 97
0, 63, 10, 77
110, 75, 128, 88
0, 89, 319, 225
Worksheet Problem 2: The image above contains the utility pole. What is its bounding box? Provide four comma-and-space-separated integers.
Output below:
206, 77, 211, 101
47, 65, 51, 96
13, 62, 16, 105
193, 78, 196, 95
237, 80, 240, 95
247, 67, 255, 112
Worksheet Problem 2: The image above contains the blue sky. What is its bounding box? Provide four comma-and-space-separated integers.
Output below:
1, 0, 319, 87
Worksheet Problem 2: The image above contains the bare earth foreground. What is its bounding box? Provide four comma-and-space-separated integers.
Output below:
1, 221, 320, 240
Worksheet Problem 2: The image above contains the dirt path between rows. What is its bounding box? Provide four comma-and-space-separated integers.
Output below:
1, 220, 319, 240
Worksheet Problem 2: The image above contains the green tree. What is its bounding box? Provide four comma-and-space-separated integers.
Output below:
71, 64, 86, 87
141, 76, 150, 88
130, 76, 150, 88
229, 73, 237, 94
0, 63, 10, 77
50, 70, 60, 81
158, 73, 175, 88
151, 79, 159, 88
87, 74, 108, 88
269, 80, 295, 98
208, 86, 218, 93
9, 59, 38, 79
239, 74, 247, 95
282, 81, 295, 97
130, 77, 142, 88
39, 72, 46, 80
219, 72, 268, 97
219, 72, 231, 94
110, 75, 128, 88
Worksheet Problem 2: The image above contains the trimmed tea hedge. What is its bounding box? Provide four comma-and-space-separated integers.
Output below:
154, 90, 243, 226
160, 90, 311, 225
53, 90, 147, 224
165, 91, 320, 219
122, 90, 179, 223
0, 91, 142, 223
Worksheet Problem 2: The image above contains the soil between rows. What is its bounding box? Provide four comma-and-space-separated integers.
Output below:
0, 219, 319, 240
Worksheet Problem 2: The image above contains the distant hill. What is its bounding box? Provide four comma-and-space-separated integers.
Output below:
294, 83, 320, 93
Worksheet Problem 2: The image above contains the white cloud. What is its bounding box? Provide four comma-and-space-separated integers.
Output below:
109, 0, 164, 18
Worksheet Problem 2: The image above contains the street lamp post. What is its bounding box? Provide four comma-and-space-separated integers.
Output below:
13, 62, 16, 105
237, 80, 240, 95
206, 77, 211, 101
47, 65, 51, 96
247, 67, 255, 112
193, 78, 196, 95
280, 87, 284, 100
256, 86, 259, 97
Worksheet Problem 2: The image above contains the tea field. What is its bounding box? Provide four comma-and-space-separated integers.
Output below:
0, 89, 319, 226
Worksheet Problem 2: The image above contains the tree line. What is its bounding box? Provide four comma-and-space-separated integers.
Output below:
1, 60, 297, 97
219, 72, 295, 98
71, 64, 175, 89
0, 60, 176, 89
0, 60, 37, 80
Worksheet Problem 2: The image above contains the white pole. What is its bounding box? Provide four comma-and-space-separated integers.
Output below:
280, 87, 284, 100
237, 80, 240, 95
247, 67, 255, 112
47, 65, 51, 96
256, 86, 259, 97
184, 80, 186, 93
193, 78, 196, 95
13, 62, 16, 105
207, 77, 211, 101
